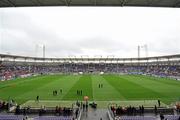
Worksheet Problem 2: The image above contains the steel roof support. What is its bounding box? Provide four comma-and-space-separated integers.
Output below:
56, 0, 66, 5
6, 0, 16, 7
118, 0, 128, 6
0, 0, 16, 7
64, 0, 72, 6
174, 0, 180, 7
29, 0, 40, 6
35, 0, 43, 6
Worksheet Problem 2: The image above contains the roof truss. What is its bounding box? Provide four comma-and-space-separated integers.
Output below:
0, 0, 180, 7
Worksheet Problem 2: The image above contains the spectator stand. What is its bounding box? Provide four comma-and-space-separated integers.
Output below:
13, 100, 82, 120
107, 100, 176, 120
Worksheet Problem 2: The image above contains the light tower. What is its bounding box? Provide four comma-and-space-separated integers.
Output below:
138, 45, 140, 58
35, 44, 46, 58
43, 44, 45, 58
138, 44, 148, 58
138, 44, 149, 74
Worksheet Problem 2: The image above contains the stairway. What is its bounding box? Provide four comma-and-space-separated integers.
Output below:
80, 108, 109, 120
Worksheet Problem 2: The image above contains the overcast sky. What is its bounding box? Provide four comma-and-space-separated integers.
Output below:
0, 7, 180, 58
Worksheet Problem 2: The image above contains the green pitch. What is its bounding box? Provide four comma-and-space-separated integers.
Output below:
0, 74, 180, 106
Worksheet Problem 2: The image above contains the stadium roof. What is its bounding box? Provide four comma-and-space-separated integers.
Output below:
0, 0, 180, 8
1, 54, 180, 62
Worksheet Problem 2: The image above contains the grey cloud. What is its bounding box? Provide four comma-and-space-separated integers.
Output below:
0, 7, 180, 58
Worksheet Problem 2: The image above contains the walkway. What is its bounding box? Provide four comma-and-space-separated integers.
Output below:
81, 108, 109, 120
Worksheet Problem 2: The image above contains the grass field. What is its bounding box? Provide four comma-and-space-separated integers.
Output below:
0, 74, 180, 106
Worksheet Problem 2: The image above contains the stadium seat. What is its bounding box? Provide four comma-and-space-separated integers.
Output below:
0, 115, 23, 120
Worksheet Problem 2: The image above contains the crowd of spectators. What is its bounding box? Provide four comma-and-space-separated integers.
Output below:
110, 105, 145, 116
55, 106, 73, 116
0, 62, 180, 81
147, 66, 180, 77
0, 100, 8, 111
0, 64, 31, 80
15, 105, 74, 116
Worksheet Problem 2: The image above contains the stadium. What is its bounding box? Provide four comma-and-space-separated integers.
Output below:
0, 1, 180, 120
